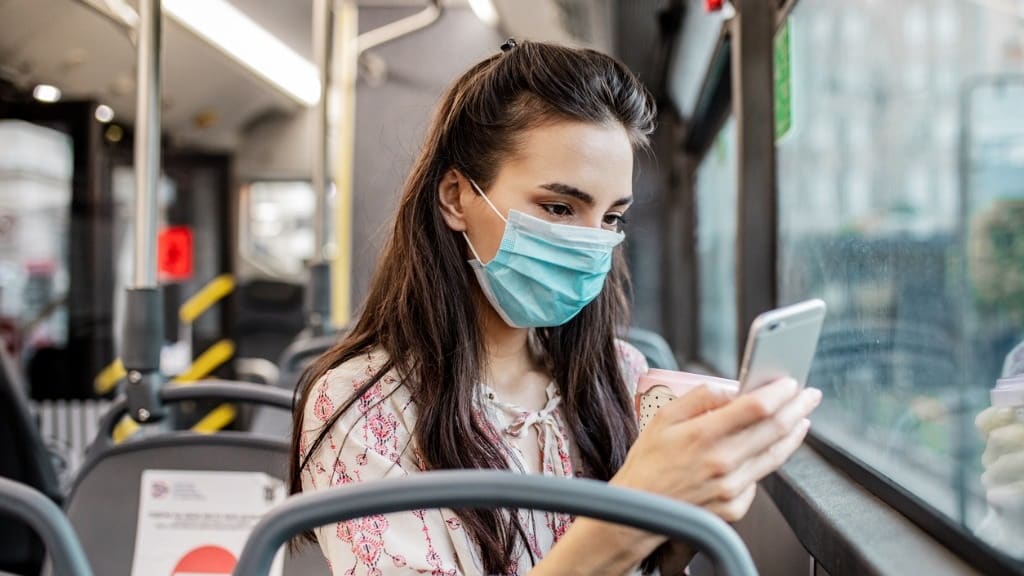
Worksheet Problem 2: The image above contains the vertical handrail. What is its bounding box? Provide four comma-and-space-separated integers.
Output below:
306, 0, 338, 336
312, 0, 333, 261
133, 0, 160, 290
123, 0, 166, 423
328, 0, 442, 329
331, 0, 359, 329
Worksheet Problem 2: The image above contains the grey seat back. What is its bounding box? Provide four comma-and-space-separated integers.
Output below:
627, 327, 680, 370
63, 382, 328, 576
0, 476, 92, 576
249, 332, 341, 437
0, 347, 62, 574
235, 470, 758, 576
276, 333, 342, 392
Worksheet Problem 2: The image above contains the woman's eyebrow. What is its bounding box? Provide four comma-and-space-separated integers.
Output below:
539, 182, 633, 207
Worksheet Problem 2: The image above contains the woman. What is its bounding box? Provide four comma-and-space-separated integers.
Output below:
290, 40, 821, 575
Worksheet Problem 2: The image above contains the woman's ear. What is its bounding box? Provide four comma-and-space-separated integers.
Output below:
438, 168, 469, 231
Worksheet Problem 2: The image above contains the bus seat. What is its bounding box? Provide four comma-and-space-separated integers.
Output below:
235, 470, 758, 576
626, 327, 680, 371
276, 332, 341, 392
234, 280, 306, 364
60, 382, 327, 576
0, 477, 92, 576
0, 346, 62, 575
247, 331, 343, 437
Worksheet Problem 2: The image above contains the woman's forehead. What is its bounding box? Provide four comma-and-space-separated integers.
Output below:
496, 121, 634, 202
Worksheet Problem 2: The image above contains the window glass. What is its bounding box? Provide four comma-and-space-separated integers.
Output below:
697, 116, 738, 376
777, 0, 1024, 562
0, 120, 72, 369
668, 0, 727, 117
238, 181, 317, 281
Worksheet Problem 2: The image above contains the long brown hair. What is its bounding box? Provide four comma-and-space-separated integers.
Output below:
290, 41, 657, 573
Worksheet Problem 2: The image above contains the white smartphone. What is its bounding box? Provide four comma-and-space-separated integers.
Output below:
737, 299, 827, 394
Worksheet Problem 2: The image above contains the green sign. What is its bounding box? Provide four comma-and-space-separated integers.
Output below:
774, 19, 792, 140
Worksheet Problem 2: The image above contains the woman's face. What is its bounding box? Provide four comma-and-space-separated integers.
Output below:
439, 120, 635, 263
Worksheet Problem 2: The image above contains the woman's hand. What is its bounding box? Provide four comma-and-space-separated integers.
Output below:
533, 379, 821, 576
613, 378, 821, 522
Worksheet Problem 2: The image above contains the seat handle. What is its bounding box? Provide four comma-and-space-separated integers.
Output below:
234, 470, 758, 576
93, 381, 294, 451
0, 477, 93, 576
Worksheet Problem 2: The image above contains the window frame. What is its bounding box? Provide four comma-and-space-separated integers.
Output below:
667, 0, 1024, 573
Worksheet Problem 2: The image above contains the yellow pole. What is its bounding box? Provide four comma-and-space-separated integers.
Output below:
332, 0, 358, 327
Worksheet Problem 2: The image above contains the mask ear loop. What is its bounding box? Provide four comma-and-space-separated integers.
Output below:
468, 178, 508, 223
462, 178, 507, 263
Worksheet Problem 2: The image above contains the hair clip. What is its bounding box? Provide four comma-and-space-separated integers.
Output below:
500, 38, 518, 53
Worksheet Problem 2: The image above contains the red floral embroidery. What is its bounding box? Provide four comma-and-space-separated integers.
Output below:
367, 413, 396, 440
362, 515, 389, 535
313, 387, 335, 422
353, 538, 381, 565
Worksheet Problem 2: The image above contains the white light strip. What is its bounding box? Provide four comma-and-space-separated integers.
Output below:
163, 0, 320, 106
468, 0, 499, 26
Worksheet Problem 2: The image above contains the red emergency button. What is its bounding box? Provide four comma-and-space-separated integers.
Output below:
705, 0, 724, 11
158, 226, 194, 281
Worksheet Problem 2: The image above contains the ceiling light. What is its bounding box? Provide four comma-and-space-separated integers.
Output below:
163, 0, 320, 106
95, 104, 115, 123
468, 0, 499, 26
33, 84, 62, 103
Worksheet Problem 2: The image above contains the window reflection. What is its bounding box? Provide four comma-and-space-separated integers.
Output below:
777, 0, 1024, 561
697, 116, 738, 377
0, 120, 72, 369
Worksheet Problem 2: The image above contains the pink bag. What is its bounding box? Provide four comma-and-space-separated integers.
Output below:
635, 369, 739, 430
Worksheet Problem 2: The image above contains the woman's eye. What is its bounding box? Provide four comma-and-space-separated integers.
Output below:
603, 213, 627, 230
541, 203, 573, 218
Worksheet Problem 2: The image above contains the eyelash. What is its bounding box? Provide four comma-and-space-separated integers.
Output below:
541, 203, 574, 218
604, 214, 627, 229
540, 203, 628, 229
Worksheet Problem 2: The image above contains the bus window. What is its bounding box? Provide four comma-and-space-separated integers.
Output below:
237, 180, 317, 282
0, 120, 72, 371
776, 0, 1024, 562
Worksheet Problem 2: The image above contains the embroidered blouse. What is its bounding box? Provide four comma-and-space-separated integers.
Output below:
299, 340, 650, 575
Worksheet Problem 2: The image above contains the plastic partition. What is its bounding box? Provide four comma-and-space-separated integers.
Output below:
0, 477, 93, 576
235, 470, 758, 576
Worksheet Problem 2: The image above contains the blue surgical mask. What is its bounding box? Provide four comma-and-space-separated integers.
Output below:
463, 179, 625, 328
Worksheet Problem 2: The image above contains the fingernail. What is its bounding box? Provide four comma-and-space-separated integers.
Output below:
801, 418, 812, 432
808, 388, 823, 404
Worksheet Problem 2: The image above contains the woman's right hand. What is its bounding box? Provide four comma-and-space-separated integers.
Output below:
612, 378, 822, 522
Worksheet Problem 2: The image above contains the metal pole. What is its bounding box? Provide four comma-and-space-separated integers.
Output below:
305, 0, 337, 336
134, 0, 161, 289
123, 0, 166, 422
331, 0, 358, 329
313, 0, 332, 258
308, 0, 440, 334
